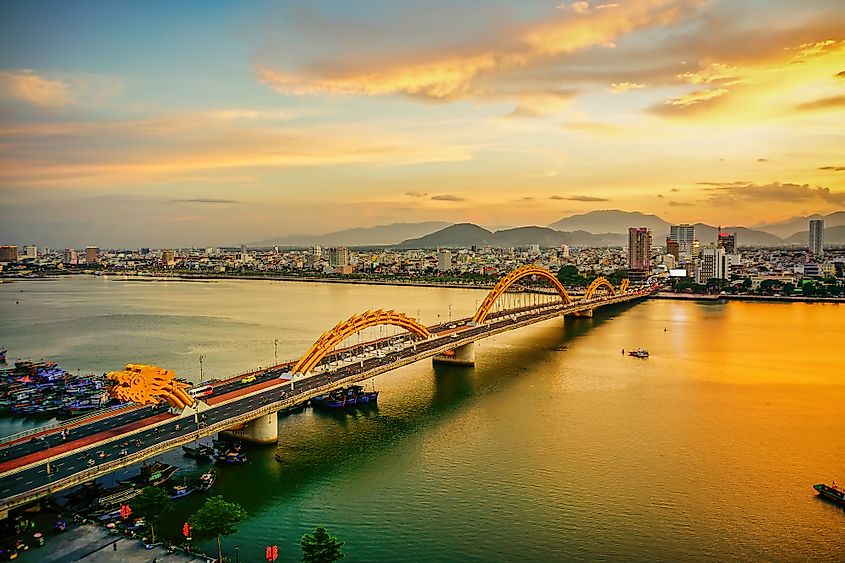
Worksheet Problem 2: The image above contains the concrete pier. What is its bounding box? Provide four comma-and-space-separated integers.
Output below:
432, 342, 475, 366
221, 411, 278, 444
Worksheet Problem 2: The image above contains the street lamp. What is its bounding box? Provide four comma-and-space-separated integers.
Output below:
198, 355, 205, 383
273, 339, 279, 365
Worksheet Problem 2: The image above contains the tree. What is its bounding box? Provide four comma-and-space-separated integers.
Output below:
189, 495, 247, 563
132, 486, 174, 544
557, 265, 585, 287
300, 526, 345, 563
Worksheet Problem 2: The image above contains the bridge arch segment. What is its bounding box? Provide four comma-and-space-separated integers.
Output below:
472, 265, 572, 324
619, 279, 630, 293
584, 277, 615, 300
292, 310, 431, 374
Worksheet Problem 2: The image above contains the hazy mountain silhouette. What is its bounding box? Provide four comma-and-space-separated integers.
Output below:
548, 210, 670, 234
395, 224, 626, 248
755, 211, 845, 238
251, 221, 452, 247
784, 224, 845, 245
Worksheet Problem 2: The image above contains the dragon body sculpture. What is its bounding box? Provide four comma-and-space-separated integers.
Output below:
107, 364, 195, 409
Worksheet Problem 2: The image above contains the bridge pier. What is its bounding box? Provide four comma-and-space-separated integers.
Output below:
221, 411, 278, 445
566, 308, 593, 318
432, 342, 475, 366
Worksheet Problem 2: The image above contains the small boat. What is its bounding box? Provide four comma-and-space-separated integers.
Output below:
196, 470, 216, 492
169, 484, 194, 500
273, 453, 283, 463
95, 486, 143, 509
627, 349, 649, 358
216, 451, 248, 464
183, 444, 215, 460
814, 482, 845, 506
118, 461, 178, 487
0, 349, 6, 363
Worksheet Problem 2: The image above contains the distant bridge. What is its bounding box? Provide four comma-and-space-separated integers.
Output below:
0, 266, 655, 517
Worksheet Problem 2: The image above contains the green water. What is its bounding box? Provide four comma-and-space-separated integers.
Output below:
1, 277, 843, 561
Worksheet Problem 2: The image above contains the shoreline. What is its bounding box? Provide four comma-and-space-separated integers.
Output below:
3, 273, 844, 304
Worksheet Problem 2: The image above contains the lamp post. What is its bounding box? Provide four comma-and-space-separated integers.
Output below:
198, 355, 205, 383
273, 339, 279, 365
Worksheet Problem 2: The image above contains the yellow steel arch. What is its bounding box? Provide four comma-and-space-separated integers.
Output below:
472, 265, 571, 324
584, 277, 616, 300
292, 310, 431, 374
619, 278, 630, 293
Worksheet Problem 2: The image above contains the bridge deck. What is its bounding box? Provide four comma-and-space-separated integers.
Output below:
0, 288, 653, 515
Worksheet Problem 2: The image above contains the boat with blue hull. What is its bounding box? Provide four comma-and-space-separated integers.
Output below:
312, 385, 379, 409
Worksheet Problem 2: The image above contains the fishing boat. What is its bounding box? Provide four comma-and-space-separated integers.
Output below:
312, 392, 345, 409
182, 444, 215, 460
216, 450, 248, 464
118, 461, 178, 487
196, 470, 216, 492
95, 485, 143, 509
169, 484, 194, 500
813, 482, 845, 506
627, 349, 649, 358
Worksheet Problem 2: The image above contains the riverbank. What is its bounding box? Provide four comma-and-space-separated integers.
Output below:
654, 292, 845, 304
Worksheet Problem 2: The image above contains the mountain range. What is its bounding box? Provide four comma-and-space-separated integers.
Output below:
250, 210, 845, 248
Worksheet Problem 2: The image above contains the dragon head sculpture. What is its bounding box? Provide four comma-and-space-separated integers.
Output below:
107, 364, 196, 409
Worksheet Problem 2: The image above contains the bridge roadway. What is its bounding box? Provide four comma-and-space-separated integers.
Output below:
0, 289, 651, 515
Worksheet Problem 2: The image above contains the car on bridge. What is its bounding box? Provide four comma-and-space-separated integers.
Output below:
241, 375, 256, 384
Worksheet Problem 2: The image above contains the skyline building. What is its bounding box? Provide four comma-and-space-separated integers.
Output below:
437, 250, 453, 271
697, 247, 728, 283
86, 246, 98, 264
328, 246, 349, 267
0, 245, 18, 262
62, 248, 78, 265
717, 231, 737, 254
809, 219, 824, 257
627, 227, 652, 278
669, 224, 696, 262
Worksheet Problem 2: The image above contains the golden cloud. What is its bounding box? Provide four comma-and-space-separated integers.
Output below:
259, 0, 704, 100
0, 70, 72, 106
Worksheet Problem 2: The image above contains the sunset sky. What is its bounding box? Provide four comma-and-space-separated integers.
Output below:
1, 0, 844, 247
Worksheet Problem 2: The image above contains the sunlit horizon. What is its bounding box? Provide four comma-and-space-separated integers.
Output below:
1, 0, 844, 247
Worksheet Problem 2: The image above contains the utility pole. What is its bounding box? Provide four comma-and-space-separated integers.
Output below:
198, 355, 205, 383
273, 339, 279, 365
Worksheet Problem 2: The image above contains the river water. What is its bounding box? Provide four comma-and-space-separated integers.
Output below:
1, 277, 843, 562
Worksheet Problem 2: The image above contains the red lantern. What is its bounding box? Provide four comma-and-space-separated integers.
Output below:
119, 504, 132, 519
272, 545, 279, 561
182, 522, 191, 537
266, 546, 273, 561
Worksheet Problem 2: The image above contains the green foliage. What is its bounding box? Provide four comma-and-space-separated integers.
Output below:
189, 495, 247, 562
301, 526, 345, 563
556, 265, 587, 287
131, 486, 174, 543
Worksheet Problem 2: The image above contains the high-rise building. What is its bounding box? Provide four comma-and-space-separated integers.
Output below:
717, 232, 736, 254
63, 248, 78, 265
528, 244, 540, 256
627, 227, 652, 276
666, 239, 680, 261
697, 247, 727, 283
809, 219, 824, 257
0, 245, 18, 262
22, 245, 38, 259
86, 246, 98, 264
669, 224, 696, 261
437, 250, 453, 271
328, 246, 349, 267
559, 245, 570, 259
162, 249, 175, 267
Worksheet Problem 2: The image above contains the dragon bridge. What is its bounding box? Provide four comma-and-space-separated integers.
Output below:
583, 277, 616, 300
472, 265, 572, 324
292, 310, 430, 375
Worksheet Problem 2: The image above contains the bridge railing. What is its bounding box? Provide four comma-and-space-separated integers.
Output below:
0, 404, 134, 447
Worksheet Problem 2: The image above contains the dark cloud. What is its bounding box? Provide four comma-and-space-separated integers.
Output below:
549, 194, 609, 202
836, 70, 845, 78
668, 200, 694, 206
405, 191, 428, 197
657, 194, 665, 198
818, 166, 845, 171
670, 188, 680, 192
171, 198, 243, 204
757, 158, 769, 162
699, 181, 845, 205
431, 194, 465, 202
795, 94, 845, 112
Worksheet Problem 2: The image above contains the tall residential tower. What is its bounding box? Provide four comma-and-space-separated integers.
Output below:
809, 219, 824, 257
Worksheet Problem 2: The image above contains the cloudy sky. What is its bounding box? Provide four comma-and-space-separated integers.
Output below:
1, 0, 844, 247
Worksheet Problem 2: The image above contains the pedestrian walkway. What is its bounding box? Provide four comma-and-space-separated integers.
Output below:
16, 523, 211, 562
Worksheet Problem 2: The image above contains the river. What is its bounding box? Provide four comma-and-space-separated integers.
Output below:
1, 276, 843, 561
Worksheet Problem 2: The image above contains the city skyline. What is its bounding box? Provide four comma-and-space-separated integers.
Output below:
2, 0, 845, 247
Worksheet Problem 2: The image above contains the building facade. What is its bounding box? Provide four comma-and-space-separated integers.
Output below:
809, 219, 824, 257
437, 250, 453, 271
86, 246, 98, 264
0, 245, 18, 262
669, 224, 696, 262
697, 247, 727, 283
328, 246, 349, 267
627, 227, 652, 277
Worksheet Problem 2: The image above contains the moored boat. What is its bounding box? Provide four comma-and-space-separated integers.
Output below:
169, 484, 195, 500
216, 451, 248, 464
183, 444, 215, 460
118, 461, 178, 487
196, 470, 216, 492
813, 482, 845, 506
628, 348, 649, 358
